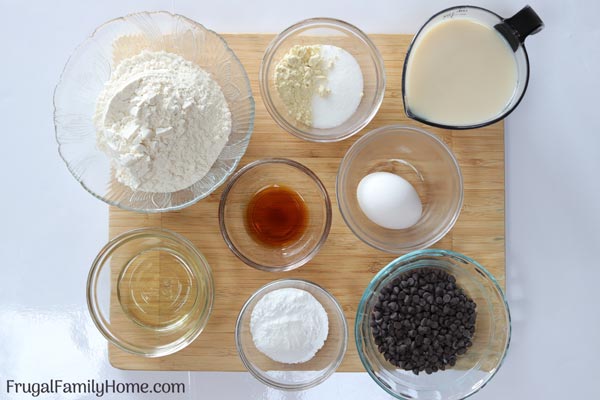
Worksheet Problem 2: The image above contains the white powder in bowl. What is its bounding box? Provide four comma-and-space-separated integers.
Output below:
274, 44, 363, 130
94, 50, 232, 193
250, 288, 329, 364
311, 45, 364, 129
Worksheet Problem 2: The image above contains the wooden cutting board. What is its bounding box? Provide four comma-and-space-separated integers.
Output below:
108, 33, 505, 371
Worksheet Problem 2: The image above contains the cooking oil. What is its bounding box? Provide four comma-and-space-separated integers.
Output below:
117, 247, 199, 331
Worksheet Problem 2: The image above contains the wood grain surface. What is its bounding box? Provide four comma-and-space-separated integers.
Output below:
108, 34, 505, 371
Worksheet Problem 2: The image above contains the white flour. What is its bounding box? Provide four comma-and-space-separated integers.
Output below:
250, 288, 329, 364
94, 51, 232, 193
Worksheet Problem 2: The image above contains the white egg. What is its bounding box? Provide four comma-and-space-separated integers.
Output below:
356, 172, 422, 230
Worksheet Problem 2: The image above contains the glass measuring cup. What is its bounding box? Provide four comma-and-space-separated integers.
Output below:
402, 6, 544, 130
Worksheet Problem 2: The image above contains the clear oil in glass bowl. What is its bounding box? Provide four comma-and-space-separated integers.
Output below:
87, 228, 214, 357
117, 247, 199, 332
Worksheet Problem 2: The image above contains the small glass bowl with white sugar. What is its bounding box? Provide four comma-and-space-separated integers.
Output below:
336, 125, 463, 254
235, 279, 348, 390
260, 18, 386, 142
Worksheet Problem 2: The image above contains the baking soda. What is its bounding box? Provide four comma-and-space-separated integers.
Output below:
250, 288, 329, 364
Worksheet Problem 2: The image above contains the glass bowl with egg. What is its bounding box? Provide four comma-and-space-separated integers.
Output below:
355, 249, 511, 399
336, 125, 463, 254
235, 279, 348, 390
219, 158, 332, 272
260, 17, 386, 142
54, 11, 255, 212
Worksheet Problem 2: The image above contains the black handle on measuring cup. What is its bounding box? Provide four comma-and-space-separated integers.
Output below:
495, 5, 544, 51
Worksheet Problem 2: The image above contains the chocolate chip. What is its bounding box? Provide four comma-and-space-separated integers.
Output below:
369, 267, 477, 375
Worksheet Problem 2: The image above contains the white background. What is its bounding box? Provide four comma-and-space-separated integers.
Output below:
1, 0, 599, 399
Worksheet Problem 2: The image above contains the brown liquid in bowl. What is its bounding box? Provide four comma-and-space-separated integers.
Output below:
246, 185, 308, 247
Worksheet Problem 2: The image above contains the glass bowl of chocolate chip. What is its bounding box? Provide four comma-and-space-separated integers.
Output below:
355, 249, 510, 400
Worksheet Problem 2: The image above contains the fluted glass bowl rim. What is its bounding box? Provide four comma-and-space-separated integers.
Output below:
235, 278, 348, 390
355, 249, 511, 400
86, 227, 215, 358
54, 11, 255, 213
336, 124, 464, 253
259, 17, 386, 143
218, 158, 332, 272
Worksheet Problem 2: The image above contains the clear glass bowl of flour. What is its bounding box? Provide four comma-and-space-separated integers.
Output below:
260, 18, 386, 142
235, 279, 348, 390
54, 12, 255, 212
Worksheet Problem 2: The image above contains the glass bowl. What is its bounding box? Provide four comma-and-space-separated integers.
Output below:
219, 158, 332, 272
260, 17, 385, 142
235, 279, 348, 390
54, 11, 255, 212
87, 228, 214, 357
356, 249, 510, 400
337, 125, 463, 254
